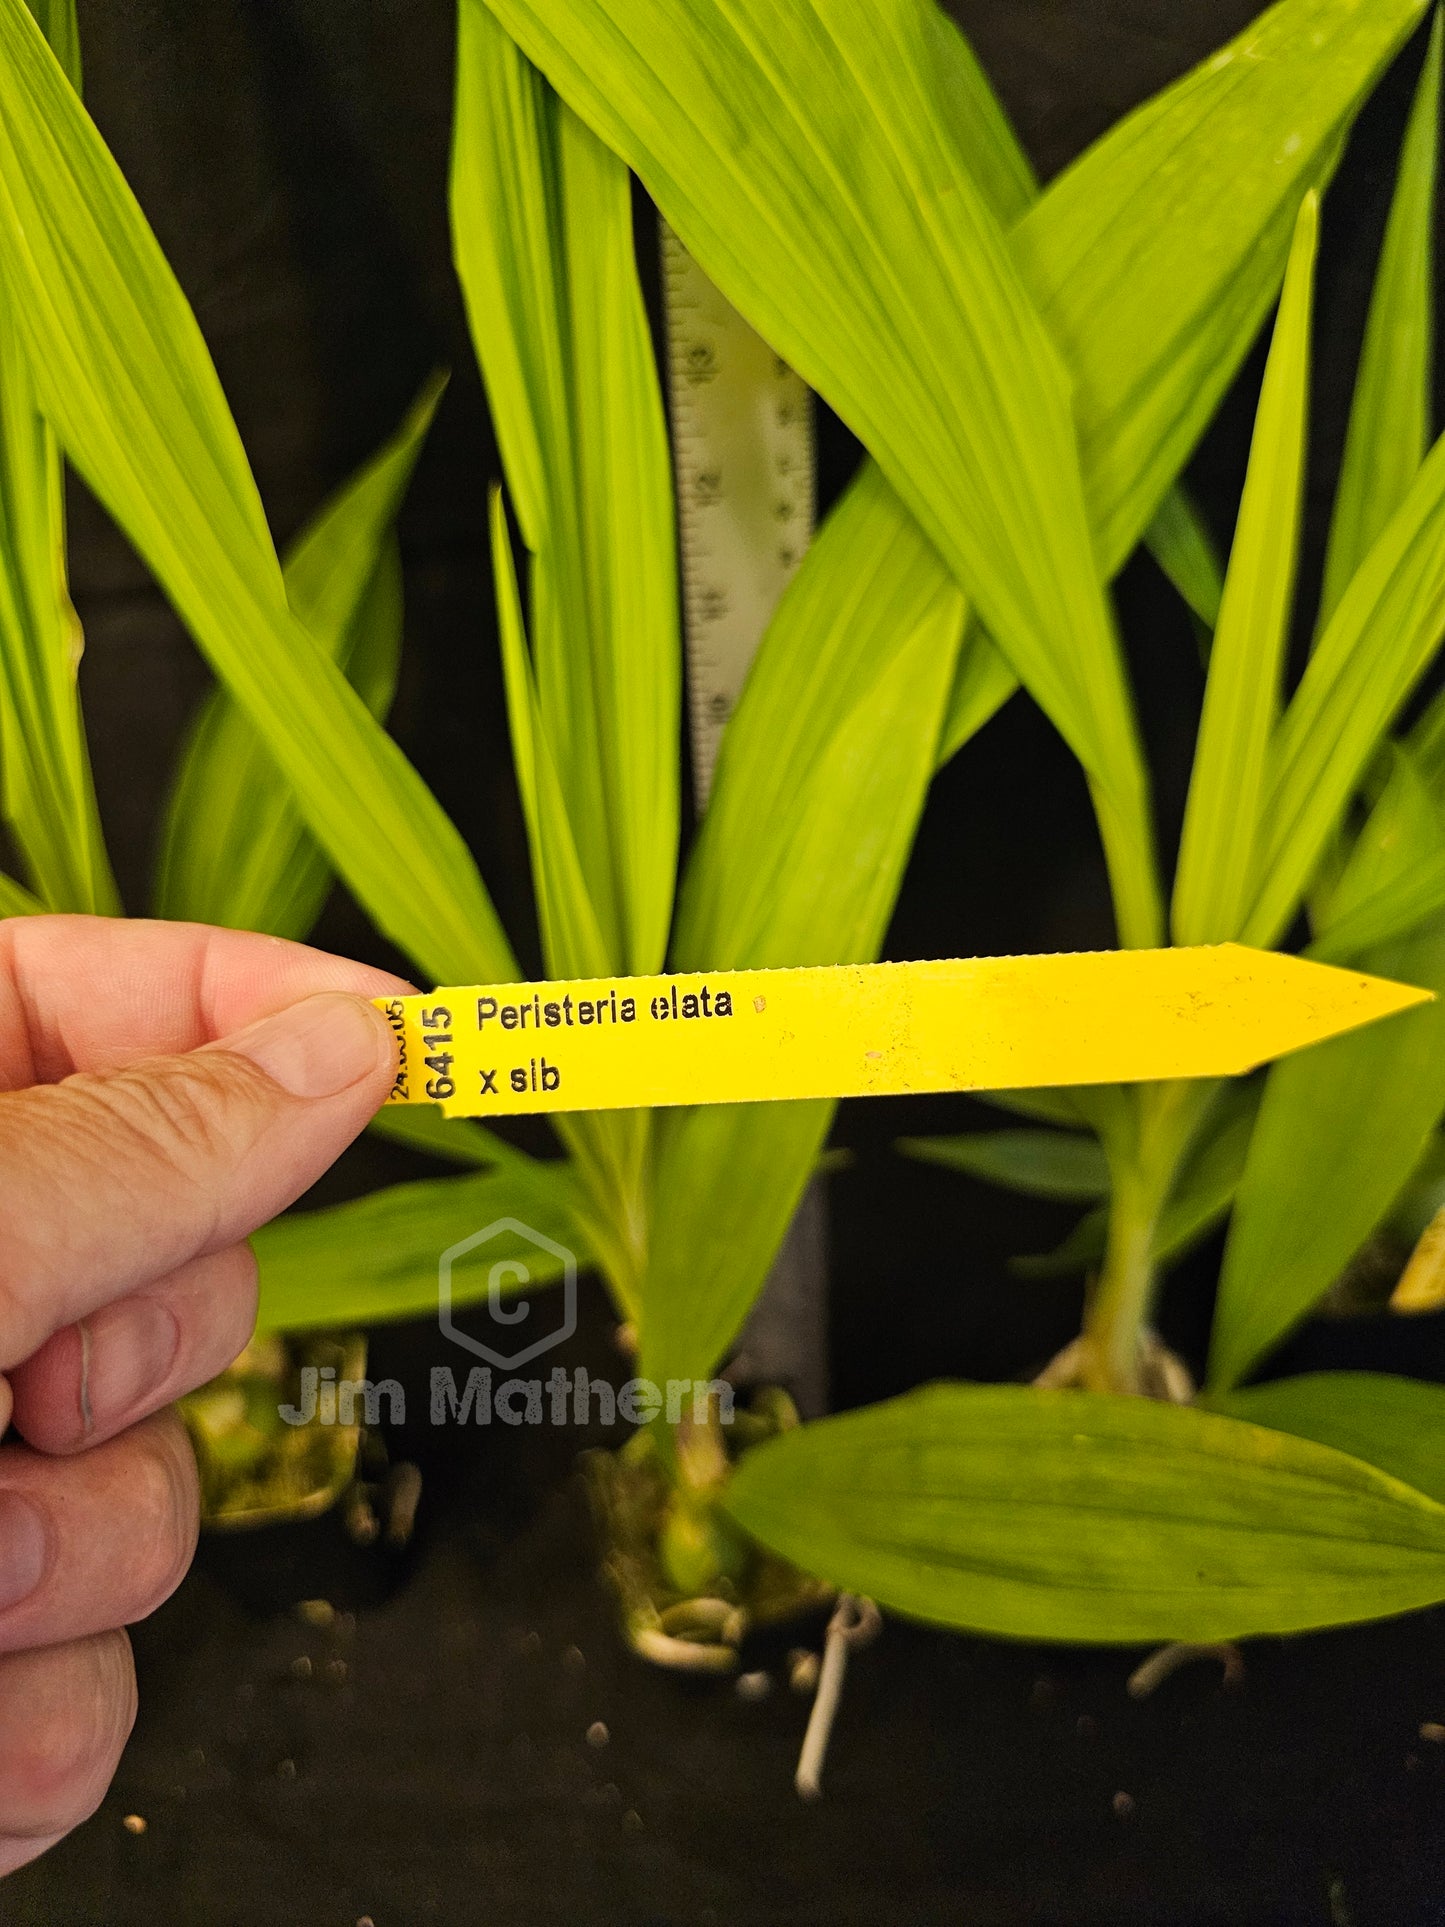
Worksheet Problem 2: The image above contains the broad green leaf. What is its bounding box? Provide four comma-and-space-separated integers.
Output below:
490, 487, 649, 1284
485, 0, 1160, 949
724, 1382, 1445, 1642
1020, 0, 1426, 574
254, 1164, 584, 1333
24, 0, 75, 88
488, 501, 611, 988
0, 0, 110, 914
898, 1129, 1110, 1202
1244, 425, 1445, 948
888, 0, 1217, 631
155, 374, 443, 937
1173, 195, 1318, 947
0, 310, 115, 912
641, 462, 965, 1386
1310, 742, 1445, 958
1211, 1372, 1445, 1504
674, 464, 964, 971
1210, 922, 1445, 1390
453, 0, 677, 980
0, 0, 511, 984
1320, 10, 1441, 627
1145, 486, 1225, 632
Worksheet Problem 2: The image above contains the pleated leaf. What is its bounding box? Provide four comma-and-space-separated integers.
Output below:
1019, 0, 1427, 575
452, 0, 677, 980
489, 487, 649, 1298
1244, 425, 1445, 948
1310, 741, 1445, 958
0, 306, 115, 912
724, 1383, 1445, 1642
1210, 922, 1445, 1390
1173, 195, 1318, 947
155, 374, 443, 937
0, 0, 111, 913
641, 463, 965, 1387
0, 0, 509, 985
1212, 1372, 1445, 1505
898, 1130, 1110, 1203
485, 0, 1160, 949
254, 1163, 584, 1333
1320, 10, 1441, 628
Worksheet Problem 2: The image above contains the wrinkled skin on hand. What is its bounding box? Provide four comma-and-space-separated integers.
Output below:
0, 917, 405, 1875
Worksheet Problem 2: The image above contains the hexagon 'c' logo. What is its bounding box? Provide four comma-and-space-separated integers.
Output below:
437, 1219, 577, 1370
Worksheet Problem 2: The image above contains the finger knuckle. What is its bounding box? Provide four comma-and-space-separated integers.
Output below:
83, 1055, 255, 1188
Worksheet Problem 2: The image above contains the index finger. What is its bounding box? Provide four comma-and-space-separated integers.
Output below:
0, 916, 415, 1089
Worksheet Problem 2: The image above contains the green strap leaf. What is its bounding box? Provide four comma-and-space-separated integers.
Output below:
1320, 9, 1441, 628
452, 0, 678, 980
0, 309, 115, 912
1019, 0, 1426, 573
23, 0, 75, 88
642, 462, 966, 1386
0, 0, 510, 984
0, 0, 111, 914
490, 485, 649, 1281
1310, 741, 1445, 958
254, 1163, 584, 1334
1209, 921, 1445, 1391
724, 1382, 1445, 1643
485, 0, 1160, 949
1244, 425, 1445, 949
898, 1129, 1110, 1202
154, 374, 444, 938
1211, 1372, 1445, 1505
1173, 195, 1318, 947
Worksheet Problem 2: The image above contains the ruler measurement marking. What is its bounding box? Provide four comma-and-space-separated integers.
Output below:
661, 221, 816, 807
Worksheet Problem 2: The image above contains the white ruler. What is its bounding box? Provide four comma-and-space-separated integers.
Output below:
660, 222, 816, 807
660, 220, 827, 1418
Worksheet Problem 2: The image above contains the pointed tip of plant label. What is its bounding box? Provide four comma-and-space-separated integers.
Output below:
1215, 943, 1433, 1071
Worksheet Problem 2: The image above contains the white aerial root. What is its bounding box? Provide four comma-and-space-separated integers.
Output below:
795, 1594, 882, 1800
1127, 1641, 1245, 1699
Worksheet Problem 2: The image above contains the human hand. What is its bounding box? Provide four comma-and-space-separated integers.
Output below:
0, 916, 406, 1875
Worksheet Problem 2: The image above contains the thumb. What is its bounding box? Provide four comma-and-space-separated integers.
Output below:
0, 992, 395, 1370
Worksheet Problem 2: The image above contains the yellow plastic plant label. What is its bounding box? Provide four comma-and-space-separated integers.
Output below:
375, 944, 1429, 1119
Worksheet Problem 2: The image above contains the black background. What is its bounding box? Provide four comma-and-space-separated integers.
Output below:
7, 2, 1445, 1922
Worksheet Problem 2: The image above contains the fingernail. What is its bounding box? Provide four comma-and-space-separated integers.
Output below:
80, 1297, 181, 1435
219, 993, 394, 1099
0, 1492, 47, 1612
